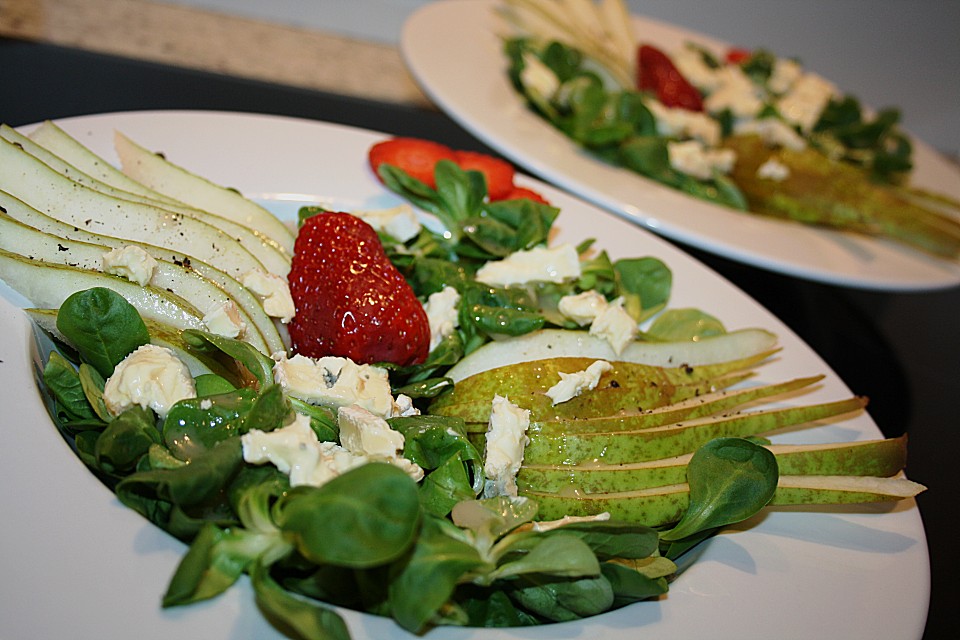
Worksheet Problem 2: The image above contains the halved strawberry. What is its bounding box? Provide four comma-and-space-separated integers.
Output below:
453, 150, 516, 200
368, 137, 457, 189
287, 212, 431, 366
494, 185, 551, 205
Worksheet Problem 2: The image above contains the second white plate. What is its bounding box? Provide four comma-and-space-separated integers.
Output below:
401, 0, 960, 291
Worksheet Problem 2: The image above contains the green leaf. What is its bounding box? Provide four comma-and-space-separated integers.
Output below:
42, 351, 98, 422
250, 559, 352, 640
278, 463, 422, 568
56, 287, 150, 378
661, 437, 779, 542
181, 329, 273, 387
507, 573, 614, 622
95, 405, 160, 474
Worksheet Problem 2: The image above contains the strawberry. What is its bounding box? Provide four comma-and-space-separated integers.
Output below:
495, 185, 551, 205
287, 212, 431, 366
453, 150, 516, 200
637, 44, 704, 112
368, 137, 457, 189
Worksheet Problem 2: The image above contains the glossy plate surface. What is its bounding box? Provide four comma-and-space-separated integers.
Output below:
401, 0, 960, 290
0, 111, 929, 639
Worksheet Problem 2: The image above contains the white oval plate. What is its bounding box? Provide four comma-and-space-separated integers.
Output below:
0, 110, 928, 640
401, 0, 960, 291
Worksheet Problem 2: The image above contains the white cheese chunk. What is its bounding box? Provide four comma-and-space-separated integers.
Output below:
703, 66, 764, 119
777, 72, 837, 132
734, 117, 807, 151
768, 57, 803, 95
338, 405, 424, 482
101, 245, 158, 286
756, 158, 791, 182
354, 204, 422, 243
546, 360, 613, 405
557, 290, 608, 326
667, 140, 736, 181
103, 344, 196, 418
202, 300, 247, 339
423, 286, 460, 351
589, 298, 638, 356
272, 353, 404, 418
474, 244, 581, 287
483, 395, 530, 498
647, 99, 721, 146
241, 269, 295, 323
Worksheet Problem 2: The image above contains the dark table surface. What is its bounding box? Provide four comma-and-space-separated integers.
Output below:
4, 37, 957, 639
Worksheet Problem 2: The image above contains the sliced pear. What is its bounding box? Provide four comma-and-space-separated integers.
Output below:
0, 191, 285, 353
0, 214, 271, 354
0, 138, 267, 281
2, 125, 290, 275
519, 435, 909, 493
524, 474, 925, 526
0, 248, 205, 332
522, 396, 867, 464
444, 328, 779, 382
114, 131, 295, 254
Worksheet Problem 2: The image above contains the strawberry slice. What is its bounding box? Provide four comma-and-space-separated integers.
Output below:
494, 185, 551, 205
368, 137, 457, 189
287, 212, 431, 366
637, 44, 704, 111
453, 150, 516, 200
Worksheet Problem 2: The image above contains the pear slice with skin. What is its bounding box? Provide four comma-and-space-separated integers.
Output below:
518, 435, 909, 494
0, 190, 286, 354
523, 396, 867, 465
444, 328, 779, 383
0, 138, 268, 281
436, 370, 756, 425
0, 248, 205, 332
26, 308, 245, 384
0, 214, 272, 354
531, 375, 825, 436
432, 349, 776, 414
113, 131, 296, 254
524, 473, 926, 526
2, 125, 290, 274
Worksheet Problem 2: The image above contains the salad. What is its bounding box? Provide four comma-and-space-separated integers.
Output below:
497, 0, 960, 259
0, 117, 925, 639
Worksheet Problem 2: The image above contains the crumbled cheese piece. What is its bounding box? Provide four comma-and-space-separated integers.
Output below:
667, 140, 736, 181
474, 244, 581, 287
101, 245, 158, 286
734, 117, 807, 151
393, 394, 420, 417
545, 360, 613, 405
756, 158, 791, 182
671, 46, 724, 94
589, 298, 638, 355
558, 290, 609, 326
777, 72, 837, 132
272, 353, 403, 418
338, 405, 424, 482
646, 99, 721, 146
242, 414, 368, 487
103, 344, 196, 418
483, 395, 530, 498
241, 269, 295, 323
423, 286, 460, 351
202, 300, 247, 339
200, 398, 213, 410
521, 51, 560, 99
703, 66, 764, 119
768, 57, 803, 95
354, 204, 422, 243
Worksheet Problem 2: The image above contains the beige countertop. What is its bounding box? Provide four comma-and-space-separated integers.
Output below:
0, 0, 433, 108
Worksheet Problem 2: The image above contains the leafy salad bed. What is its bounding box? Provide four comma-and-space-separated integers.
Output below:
1, 119, 925, 640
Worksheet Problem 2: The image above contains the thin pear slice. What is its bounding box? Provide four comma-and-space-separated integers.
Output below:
114, 131, 295, 254
2, 126, 290, 275
524, 474, 925, 526
0, 214, 272, 354
523, 396, 867, 464
0, 138, 267, 281
26, 308, 244, 384
519, 435, 909, 493
436, 370, 755, 426
0, 248, 205, 332
432, 348, 776, 413
531, 376, 825, 436
444, 328, 779, 382
0, 191, 285, 353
